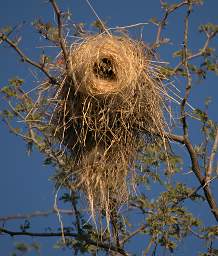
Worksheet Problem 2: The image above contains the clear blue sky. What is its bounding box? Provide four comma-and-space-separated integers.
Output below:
0, 1, 218, 255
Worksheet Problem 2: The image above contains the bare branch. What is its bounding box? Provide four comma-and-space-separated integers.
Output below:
203, 175, 218, 189
108, 22, 148, 31
0, 33, 55, 82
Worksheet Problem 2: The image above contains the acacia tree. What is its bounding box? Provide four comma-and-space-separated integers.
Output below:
0, 0, 218, 255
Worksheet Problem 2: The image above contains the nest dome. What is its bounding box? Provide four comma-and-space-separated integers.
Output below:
70, 35, 146, 95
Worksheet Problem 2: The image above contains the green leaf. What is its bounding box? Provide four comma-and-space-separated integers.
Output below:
20, 220, 30, 232
31, 242, 41, 252
0, 25, 12, 34
15, 243, 29, 252
194, 109, 208, 122
59, 193, 71, 202
149, 17, 159, 26
9, 78, 24, 87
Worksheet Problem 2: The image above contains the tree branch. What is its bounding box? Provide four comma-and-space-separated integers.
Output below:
154, 1, 188, 47
180, 3, 192, 138
49, 0, 70, 71
176, 4, 218, 222
0, 33, 56, 83
0, 227, 128, 256
184, 135, 218, 221
164, 132, 185, 144
173, 30, 218, 73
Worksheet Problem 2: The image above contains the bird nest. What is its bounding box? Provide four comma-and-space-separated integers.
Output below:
39, 34, 167, 221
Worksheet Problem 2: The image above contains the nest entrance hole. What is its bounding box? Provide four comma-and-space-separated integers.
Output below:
93, 58, 117, 81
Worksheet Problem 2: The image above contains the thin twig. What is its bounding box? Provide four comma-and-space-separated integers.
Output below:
85, 0, 111, 36
188, 227, 205, 239
120, 224, 147, 245
203, 175, 218, 189
54, 175, 72, 244
0, 209, 74, 222
108, 23, 148, 31
143, 237, 154, 256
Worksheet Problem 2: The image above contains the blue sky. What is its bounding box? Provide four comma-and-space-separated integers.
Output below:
0, 1, 218, 255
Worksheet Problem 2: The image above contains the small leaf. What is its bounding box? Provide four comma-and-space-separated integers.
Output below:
15, 243, 29, 252
149, 17, 159, 26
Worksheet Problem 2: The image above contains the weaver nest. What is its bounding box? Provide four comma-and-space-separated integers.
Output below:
39, 34, 168, 221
